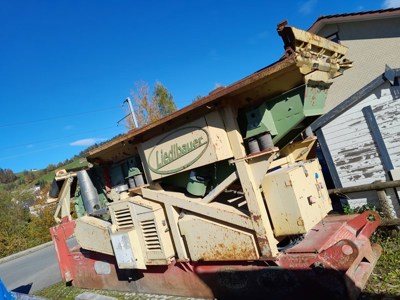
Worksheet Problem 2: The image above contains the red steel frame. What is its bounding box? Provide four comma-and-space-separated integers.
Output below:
50, 211, 381, 299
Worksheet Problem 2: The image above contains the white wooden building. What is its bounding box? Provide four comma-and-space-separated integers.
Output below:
308, 8, 400, 215
311, 67, 400, 215
308, 8, 400, 113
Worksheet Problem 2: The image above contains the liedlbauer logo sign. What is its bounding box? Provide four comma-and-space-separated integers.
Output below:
147, 127, 209, 175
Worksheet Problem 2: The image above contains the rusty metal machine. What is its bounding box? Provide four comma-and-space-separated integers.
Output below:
50, 23, 381, 300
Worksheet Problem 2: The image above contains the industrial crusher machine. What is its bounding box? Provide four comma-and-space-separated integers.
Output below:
50, 23, 381, 299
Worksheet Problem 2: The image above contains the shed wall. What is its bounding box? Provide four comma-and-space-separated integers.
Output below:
314, 18, 400, 112
321, 81, 400, 214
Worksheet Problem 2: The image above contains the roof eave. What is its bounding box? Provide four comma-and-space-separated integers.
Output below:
309, 9, 400, 33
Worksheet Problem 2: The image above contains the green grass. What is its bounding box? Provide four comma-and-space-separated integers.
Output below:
363, 229, 400, 297
36, 159, 90, 184
38, 172, 57, 184
62, 159, 90, 171
0, 158, 89, 193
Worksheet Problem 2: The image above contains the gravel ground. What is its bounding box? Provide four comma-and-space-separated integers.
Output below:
34, 282, 206, 300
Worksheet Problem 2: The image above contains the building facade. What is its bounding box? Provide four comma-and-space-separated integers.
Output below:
309, 8, 400, 113
309, 9, 400, 215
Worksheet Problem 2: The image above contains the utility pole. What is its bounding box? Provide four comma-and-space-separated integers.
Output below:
117, 97, 139, 128
124, 97, 139, 128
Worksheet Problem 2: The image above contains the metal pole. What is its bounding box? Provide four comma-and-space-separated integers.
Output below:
328, 180, 400, 195
125, 97, 139, 128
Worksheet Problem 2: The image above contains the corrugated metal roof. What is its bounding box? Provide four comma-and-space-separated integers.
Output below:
316, 7, 400, 21
309, 7, 400, 32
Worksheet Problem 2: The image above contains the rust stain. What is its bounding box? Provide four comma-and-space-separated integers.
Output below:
199, 242, 258, 261
252, 214, 262, 222
297, 217, 304, 227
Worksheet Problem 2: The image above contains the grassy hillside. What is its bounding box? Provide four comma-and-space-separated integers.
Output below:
1, 134, 123, 192
35, 158, 90, 184
0, 158, 90, 194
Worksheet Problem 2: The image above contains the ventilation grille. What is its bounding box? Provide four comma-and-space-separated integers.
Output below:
114, 207, 134, 230
141, 219, 161, 251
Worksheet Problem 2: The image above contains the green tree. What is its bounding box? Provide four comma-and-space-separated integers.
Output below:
0, 168, 17, 184
26, 184, 56, 247
128, 81, 177, 128
0, 185, 56, 258
192, 95, 204, 102
152, 81, 176, 120
0, 190, 31, 257
23, 170, 36, 184
46, 164, 57, 172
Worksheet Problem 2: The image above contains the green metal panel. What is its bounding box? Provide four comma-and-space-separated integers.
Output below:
245, 85, 306, 141
74, 192, 86, 218
244, 81, 329, 146
266, 86, 306, 144
303, 80, 330, 117
245, 106, 277, 137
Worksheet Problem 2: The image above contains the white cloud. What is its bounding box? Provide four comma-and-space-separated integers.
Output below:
382, 0, 400, 8
69, 138, 106, 146
299, 0, 317, 15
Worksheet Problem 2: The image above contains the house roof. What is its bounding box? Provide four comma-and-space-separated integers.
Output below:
309, 7, 400, 33
311, 66, 400, 130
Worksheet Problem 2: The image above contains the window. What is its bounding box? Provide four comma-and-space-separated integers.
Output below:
325, 33, 340, 43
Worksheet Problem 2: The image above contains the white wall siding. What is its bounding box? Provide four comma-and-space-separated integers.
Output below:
313, 15, 400, 215
374, 90, 400, 166
315, 18, 400, 113
322, 83, 400, 215
339, 191, 377, 209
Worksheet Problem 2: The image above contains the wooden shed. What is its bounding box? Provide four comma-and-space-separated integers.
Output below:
311, 66, 400, 216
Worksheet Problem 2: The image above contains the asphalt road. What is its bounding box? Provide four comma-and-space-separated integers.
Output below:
0, 238, 77, 294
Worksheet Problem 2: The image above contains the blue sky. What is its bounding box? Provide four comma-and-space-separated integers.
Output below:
1, 0, 398, 173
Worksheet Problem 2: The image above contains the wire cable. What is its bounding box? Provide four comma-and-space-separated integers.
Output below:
0, 106, 120, 129
1, 125, 124, 151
